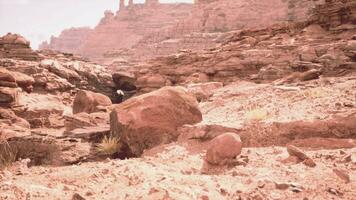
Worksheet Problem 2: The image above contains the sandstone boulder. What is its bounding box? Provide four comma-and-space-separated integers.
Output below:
110, 86, 202, 156
205, 132, 242, 165
73, 90, 112, 114
0, 87, 18, 107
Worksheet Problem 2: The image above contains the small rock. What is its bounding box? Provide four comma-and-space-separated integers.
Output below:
146, 188, 170, 200
327, 187, 343, 196
200, 195, 209, 200
72, 193, 86, 200
205, 132, 242, 165
286, 145, 309, 160
275, 182, 289, 190
340, 154, 352, 163
286, 145, 316, 167
333, 168, 350, 183
303, 158, 316, 167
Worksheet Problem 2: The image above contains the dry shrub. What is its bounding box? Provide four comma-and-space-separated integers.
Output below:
245, 107, 268, 121
303, 87, 328, 99
96, 135, 122, 156
0, 141, 18, 169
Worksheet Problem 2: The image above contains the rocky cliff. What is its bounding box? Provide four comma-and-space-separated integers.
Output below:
112, 0, 356, 94
39, 27, 93, 55
40, 0, 324, 64
40, 3, 193, 63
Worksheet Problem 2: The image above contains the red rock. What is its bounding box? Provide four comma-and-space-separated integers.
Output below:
73, 90, 112, 114
0, 87, 18, 107
287, 145, 316, 167
205, 132, 242, 165
110, 86, 202, 156
287, 145, 310, 161
333, 168, 350, 183
0, 33, 39, 61
187, 82, 223, 101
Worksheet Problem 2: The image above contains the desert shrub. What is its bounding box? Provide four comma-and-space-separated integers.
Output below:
245, 107, 268, 121
303, 87, 328, 99
0, 141, 18, 169
96, 135, 122, 156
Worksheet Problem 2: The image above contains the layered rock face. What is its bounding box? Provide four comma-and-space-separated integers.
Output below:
0, 33, 39, 61
40, 3, 193, 63
39, 27, 93, 55
40, 0, 325, 64
114, 0, 356, 93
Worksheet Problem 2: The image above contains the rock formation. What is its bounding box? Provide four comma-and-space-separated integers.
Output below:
115, 0, 356, 94
40, 0, 327, 64
38, 27, 93, 55
0, 33, 39, 61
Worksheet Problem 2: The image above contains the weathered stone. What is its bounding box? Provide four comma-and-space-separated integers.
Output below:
110, 86, 202, 156
64, 112, 109, 132
73, 90, 112, 114
0, 87, 18, 106
333, 168, 350, 183
187, 82, 223, 101
205, 132, 242, 165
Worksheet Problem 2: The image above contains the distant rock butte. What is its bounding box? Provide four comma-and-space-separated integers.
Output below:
39, 0, 323, 63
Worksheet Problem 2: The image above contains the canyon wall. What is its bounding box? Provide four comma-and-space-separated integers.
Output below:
113, 0, 356, 94
40, 0, 325, 64
39, 27, 93, 55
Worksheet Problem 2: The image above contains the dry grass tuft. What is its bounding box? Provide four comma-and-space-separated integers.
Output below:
302, 87, 328, 99
96, 135, 122, 156
245, 107, 268, 121
0, 141, 18, 169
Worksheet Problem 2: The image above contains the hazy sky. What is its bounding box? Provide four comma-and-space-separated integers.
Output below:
0, 0, 193, 49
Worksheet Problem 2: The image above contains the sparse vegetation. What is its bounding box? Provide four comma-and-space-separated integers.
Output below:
0, 141, 18, 169
96, 135, 122, 156
303, 87, 328, 99
245, 107, 268, 121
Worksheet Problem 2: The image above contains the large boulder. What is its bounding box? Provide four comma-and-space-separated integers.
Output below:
110, 86, 202, 156
73, 90, 112, 114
